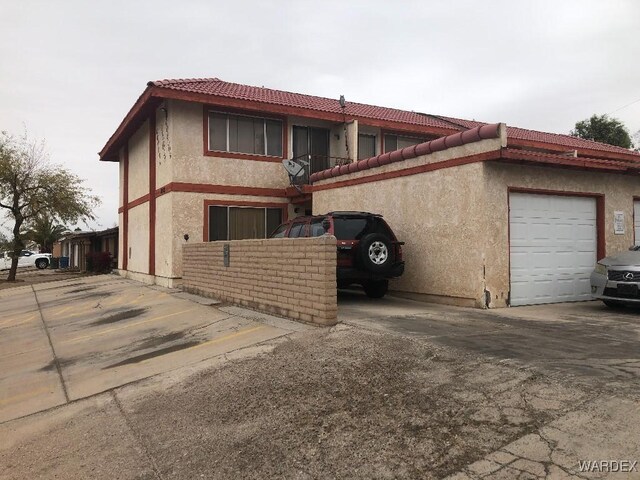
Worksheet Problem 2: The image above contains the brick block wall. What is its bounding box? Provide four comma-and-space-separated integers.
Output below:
182, 236, 337, 326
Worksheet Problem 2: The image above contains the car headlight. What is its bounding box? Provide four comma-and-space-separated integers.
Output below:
594, 263, 607, 275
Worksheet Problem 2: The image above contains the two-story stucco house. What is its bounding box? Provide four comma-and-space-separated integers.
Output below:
99, 78, 640, 308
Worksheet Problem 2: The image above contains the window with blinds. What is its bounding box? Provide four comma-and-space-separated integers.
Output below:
358, 134, 376, 160
208, 112, 283, 157
208, 206, 283, 241
383, 133, 427, 153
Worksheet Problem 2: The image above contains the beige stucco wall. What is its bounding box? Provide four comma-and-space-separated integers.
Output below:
183, 237, 337, 325
314, 150, 640, 308
155, 107, 172, 188
118, 146, 125, 271
169, 100, 289, 189
314, 161, 489, 307
154, 193, 173, 278
127, 119, 149, 201
328, 120, 357, 163
166, 191, 290, 279
314, 135, 504, 186
118, 212, 124, 269
127, 203, 149, 274
482, 161, 640, 307
119, 147, 125, 207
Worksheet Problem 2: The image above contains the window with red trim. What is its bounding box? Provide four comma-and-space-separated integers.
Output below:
208, 205, 283, 241
208, 111, 283, 157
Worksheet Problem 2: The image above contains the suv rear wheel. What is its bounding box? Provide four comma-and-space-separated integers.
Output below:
363, 279, 389, 298
358, 233, 393, 274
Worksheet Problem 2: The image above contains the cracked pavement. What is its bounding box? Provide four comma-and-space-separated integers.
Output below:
0, 283, 639, 479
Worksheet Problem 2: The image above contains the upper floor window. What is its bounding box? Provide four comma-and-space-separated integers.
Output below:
358, 133, 376, 160
208, 112, 283, 157
383, 133, 426, 153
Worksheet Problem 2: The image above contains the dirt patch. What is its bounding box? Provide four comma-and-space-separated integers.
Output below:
91, 308, 147, 326
125, 328, 591, 479
0, 272, 87, 290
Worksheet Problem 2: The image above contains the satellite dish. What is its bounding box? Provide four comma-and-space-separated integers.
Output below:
282, 159, 307, 179
282, 157, 310, 193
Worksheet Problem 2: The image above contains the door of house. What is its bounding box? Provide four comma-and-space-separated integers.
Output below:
293, 126, 330, 174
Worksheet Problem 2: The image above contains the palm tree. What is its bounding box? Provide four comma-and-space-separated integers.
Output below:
23, 216, 68, 253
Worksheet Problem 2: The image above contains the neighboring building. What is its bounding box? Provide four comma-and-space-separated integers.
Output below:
99, 78, 640, 307
55, 227, 119, 271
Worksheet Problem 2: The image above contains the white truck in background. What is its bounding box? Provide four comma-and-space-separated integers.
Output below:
0, 250, 52, 270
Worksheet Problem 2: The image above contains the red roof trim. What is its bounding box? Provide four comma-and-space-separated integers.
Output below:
310, 124, 502, 183
500, 148, 640, 173
310, 150, 500, 192
506, 137, 640, 163
99, 86, 158, 162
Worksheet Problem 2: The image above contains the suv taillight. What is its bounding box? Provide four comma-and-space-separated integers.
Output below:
396, 244, 403, 261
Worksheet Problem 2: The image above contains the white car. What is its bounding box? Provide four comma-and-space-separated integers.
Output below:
590, 246, 640, 308
0, 250, 52, 270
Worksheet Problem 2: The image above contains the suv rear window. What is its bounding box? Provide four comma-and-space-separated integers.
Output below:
288, 222, 306, 238
270, 224, 287, 238
332, 217, 393, 240
309, 218, 326, 237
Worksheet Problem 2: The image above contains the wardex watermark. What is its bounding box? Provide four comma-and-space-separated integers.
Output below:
578, 460, 638, 473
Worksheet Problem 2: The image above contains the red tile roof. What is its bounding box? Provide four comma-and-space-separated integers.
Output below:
150, 78, 458, 130
437, 116, 638, 157
100, 77, 640, 162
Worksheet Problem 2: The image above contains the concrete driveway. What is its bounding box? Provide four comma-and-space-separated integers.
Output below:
339, 290, 640, 390
0, 274, 308, 423
1, 284, 638, 479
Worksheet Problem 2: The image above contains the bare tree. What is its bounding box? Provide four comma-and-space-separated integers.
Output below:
0, 131, 99, 281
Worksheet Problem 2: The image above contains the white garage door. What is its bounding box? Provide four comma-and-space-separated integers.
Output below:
635, 200, 640, 246
509, 193, 597, 306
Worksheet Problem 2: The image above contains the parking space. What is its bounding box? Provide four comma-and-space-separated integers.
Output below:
0, 275, 307, 423
339, 289, 640, 389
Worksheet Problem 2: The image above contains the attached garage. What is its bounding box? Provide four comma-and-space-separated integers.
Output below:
508, 192, 598, 306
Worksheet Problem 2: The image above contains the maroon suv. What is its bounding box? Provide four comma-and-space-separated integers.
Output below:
271, 211, 405, 298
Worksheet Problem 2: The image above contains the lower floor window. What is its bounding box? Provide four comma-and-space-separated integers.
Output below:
209, 205, 283, 241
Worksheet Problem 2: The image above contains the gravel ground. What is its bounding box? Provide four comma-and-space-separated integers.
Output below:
116, 326, 591, 480
0, 268, 87, 290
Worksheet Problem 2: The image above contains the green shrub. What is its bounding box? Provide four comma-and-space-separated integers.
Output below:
86, 251, 112, 273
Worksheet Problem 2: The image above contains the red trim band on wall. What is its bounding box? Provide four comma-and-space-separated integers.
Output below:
311, 151, 500, 192
202, 199, 289, 242
120, 183, 290, 213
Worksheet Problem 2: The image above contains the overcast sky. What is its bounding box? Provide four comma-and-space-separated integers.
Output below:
1, 0, 639, 232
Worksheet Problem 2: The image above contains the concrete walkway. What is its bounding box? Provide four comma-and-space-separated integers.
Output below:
0, 274, 309, 424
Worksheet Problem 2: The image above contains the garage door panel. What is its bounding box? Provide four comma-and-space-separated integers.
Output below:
509, 193, 597, 306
